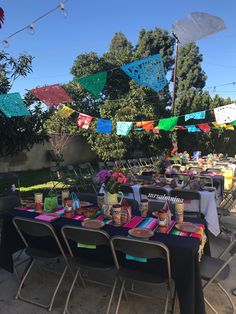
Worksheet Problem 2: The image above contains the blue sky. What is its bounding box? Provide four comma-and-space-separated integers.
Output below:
1, 0, 236, 100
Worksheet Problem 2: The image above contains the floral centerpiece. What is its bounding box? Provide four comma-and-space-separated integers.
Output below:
96, 169, 127, 194
96, 169, 127, 218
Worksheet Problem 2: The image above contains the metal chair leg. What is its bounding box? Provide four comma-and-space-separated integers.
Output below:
16, 259, 35, 300
115, 280, 126, 314
63, 269, 81, 314
171, 286, 177, 314
49, 265, 68, 311
204, 297, 218, 314
217, 282, 236, 313
164, 290, 170, 314
106, 278, 118, 314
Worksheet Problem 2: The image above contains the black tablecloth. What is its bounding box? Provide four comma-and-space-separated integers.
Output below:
0, 209, 209, 314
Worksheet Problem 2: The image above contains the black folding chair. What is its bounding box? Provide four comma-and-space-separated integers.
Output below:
169, 189, 202, 218
12, 217, 70, 311
200, 239, 236, 313
61, 226, 114, 314
106, 161, 115, 170
139, 186, 169, 202
109, 236, 173, 314
78, 163, 97, 193
119, 185, 135, 199
49, 166, 70, 191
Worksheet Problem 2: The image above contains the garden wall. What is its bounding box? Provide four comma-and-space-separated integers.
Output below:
0, 136, 97, 172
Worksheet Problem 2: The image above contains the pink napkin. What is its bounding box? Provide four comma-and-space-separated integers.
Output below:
35, 214, 59, 222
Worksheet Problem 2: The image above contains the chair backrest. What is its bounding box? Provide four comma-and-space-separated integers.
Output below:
196, 175, 213, 187
140, 186, 168, 199
110, 236, 171, 285
188, 167, 204, 175
119, 185, 135, 199
12, 217, 67, 258
206, 168, 222, 174
169, 189, 201, 217
61, 225, 110, 257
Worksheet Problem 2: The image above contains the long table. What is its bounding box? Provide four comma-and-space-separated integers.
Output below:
127, 184, 220, 236
0, 208, 209, 314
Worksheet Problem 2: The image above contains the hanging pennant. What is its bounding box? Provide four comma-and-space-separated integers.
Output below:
225, 125, 234, 130
0, 92, 31, 118
197, 123, 211, 133
58, 105, 75, 118
96, 118, 112, 134
75, 71, 107, 99
175, 125, 187, 130
121, 54, 166, 92
186, 125, 201, 132
116, 122, 133, 136
158, 116, 178, 131
136, 120, 154, 131
31, 84, 73, 107
153, 126, 159, 134
214, 103, 236, 124
212, 122, 227, 129
231, 121, 236, 126
76, 113, 93, 129
185, 110, 206, 121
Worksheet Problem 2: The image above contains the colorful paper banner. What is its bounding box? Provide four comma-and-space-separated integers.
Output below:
136, 120, 154, 131
158, 116, 178, 131
214, 103, 236, 124
96, 118, 112, 134
185, 110, 206, 121
186, 125, 201, 132
0, 92, 31, 118
31, 84, 73, 107
75, 71, 107, 99
58, 105, 75, 118
76, 113, 93, 129
116, 122, 133, 135
121, 54, 166, 92
197, 123, 211, 133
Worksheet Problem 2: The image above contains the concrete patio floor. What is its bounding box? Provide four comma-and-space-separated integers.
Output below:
0, 233, 236, 314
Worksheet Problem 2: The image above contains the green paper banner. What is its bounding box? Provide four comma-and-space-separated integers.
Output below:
75, 71, 107, 99
158, 116, 178, 131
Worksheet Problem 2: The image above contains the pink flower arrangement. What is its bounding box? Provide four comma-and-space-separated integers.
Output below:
96, 169, 127, 194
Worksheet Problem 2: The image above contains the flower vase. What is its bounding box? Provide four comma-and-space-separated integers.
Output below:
102, 192, 123, 219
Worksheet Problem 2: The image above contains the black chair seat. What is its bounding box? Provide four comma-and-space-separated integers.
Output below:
25, 247, 61, 259
118, 267, 167, 284
200, 255, 230, 281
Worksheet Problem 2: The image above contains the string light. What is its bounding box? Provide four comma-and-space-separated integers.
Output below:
60, 3, 68, 18
2, 38, 9, 48
27, 23, 35, 35
0, 0, 69, 48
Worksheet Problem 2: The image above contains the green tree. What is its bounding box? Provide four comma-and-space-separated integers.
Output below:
0, 51, 49, 156
65, 29, 175, 160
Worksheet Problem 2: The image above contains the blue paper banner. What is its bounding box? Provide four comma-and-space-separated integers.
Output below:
96, 118, 112, 134
116, 121, 132, 135
186, 125, 201, 132
0, 92, 31, 118
121, 54, 166, 92
185, 110, 206, 121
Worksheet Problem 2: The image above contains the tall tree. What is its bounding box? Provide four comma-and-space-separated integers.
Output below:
64, 29, 175, 160
0, 51, 49, 156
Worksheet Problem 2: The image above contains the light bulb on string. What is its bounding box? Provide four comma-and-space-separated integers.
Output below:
27, 23, 35, 35
60, 3, 68, 18
2, 38, 9, 48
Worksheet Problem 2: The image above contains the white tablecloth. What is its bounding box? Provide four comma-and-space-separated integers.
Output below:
128, 185, 220, 236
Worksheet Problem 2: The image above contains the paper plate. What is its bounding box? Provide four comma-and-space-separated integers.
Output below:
175, 222, 200, 233
81, 220, 105, 229
128, 228, 154, 239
